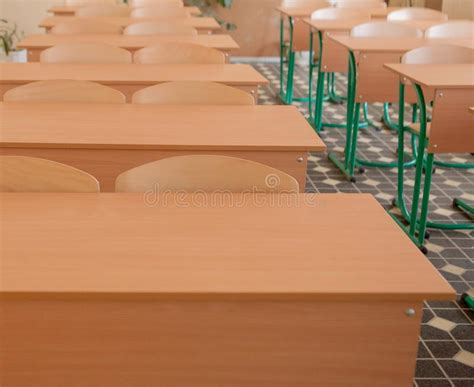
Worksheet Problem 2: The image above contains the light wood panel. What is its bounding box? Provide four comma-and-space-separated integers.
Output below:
40, 43, 132, 64
0, 103, 322, 191
0, 63, 267, 102
133, 42, 225, 64
0, 193, 454, 299
17, 34, 239, 61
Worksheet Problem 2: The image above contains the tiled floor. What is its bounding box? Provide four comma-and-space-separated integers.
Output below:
253, 62, 474, 386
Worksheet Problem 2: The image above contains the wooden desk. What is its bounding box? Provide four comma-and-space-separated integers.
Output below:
17, 34, 239, 62
39, 16, 221, 35
0, 192, 454, 387
0, 63, 267, 102
383, 63, 474, 246
0, 103, 322, 191
48, 5, 202, 16
327, 35, 474, 181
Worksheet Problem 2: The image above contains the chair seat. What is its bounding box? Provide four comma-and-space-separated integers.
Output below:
407, 122, 431, 138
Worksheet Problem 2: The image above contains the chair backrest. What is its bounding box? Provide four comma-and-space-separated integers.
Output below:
134, 42, 225, 64
333, 0, 386, 8
40, 43, 132, 64
50, 20, 122, 35
115, 155, 300, 193
402, 45, 474, 64
0, 156, 100, 193
124, 22, 197, 36
132, 81, 255, 105
75, 5, 131, 17
311, 7, 371, 20
387, 7, 448, 22
130, 6, 189, 18
65, 0, 117, 5
351, 21, 423, 38
129, 0, 183, 8
281, 0, 329, 8
425, 21, 474, 38
3, 80, 126, 104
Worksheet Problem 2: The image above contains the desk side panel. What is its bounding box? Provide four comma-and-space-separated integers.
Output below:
0, 299, 422, 387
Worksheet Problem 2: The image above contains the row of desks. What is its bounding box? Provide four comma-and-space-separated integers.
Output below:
48, 5, 203, 17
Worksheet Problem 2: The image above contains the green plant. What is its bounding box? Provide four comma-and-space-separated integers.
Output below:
0, 19, 21, 55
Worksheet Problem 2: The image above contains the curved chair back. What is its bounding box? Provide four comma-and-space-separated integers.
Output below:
130, 6, 189, 19
66, 0, 116, 5
129, 0, 183, 7
333, 0, 386, 8
4, 80, 126, 104
40, 43, 132, 64
134, 42, 225, 64
124, 22, 197, 36
132, 81, 255, 105
75, 5, 131, 17
0, 156, 100, 193
115, 155, 300, 193
402, 45, 474, 64
311, 7, 371, 20
351, 21, 423, 38
425, 21, 474, 38
387, 7, 448, 22
50, 20, 122, 35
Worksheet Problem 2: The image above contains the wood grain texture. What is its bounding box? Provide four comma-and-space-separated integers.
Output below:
429, 88, 474, 153
115, 154, 299, 192
124, 22, 197, 36
131, 81, 255, 104
50, 20, 122, 35
0, 299, 424, 387
47, 5, 202, 16
0, 193, 454, 299
17, 34, 239, 61
0, 156, 99, 192
40, 43, 132, 64
3, 80, 126, 104
40, 16, 221, 32
133, 42, 225, 64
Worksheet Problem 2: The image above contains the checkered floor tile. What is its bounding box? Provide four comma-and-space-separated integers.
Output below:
252, 61, 474, 386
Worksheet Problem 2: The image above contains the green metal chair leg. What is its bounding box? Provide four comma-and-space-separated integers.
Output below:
454, 199, 474, 217
382, 103, 400, 131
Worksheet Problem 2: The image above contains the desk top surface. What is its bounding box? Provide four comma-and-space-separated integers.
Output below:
276, 6, 398, 18
48, 5, 202, 16
0, 63, 267, 86
39, 16, 221, 29
0, 193, 454, 301
304, 19, 446, 32
330, 35, 474, 52
384, 64, 474, 89
0, 103, 324, 151
17, 34, 238, 50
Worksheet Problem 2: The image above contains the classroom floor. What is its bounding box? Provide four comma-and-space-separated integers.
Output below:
252, 62, 474, 386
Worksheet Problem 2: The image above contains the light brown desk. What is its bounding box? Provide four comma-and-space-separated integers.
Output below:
0, 103, 322, 191
17, 34, 239, 62
39, 16, 221, 34
48, 5, 202, 16
0, 63, 267, 102
0, 192, 454, 387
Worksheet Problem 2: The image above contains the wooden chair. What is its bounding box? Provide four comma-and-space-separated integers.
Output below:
40, 43, 132, 64
130, 6, 190, 19
124, 22, 197, 36
115, 155, 300, 193
128, 0, 183, 8
351, 21, 423, 38
311, 7, 371, 20
333, 0, 387, 8
50, 21, 122, 35
75, 5, 131, 17
387, 7, 448, 22
132, 81, 255, 105
0, 156, 100, 193
133, 42, 225, 64
3, 80, 126, 104
65, 0, 116, 5
282, 0, 329, 6
425, 21, 474, 38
